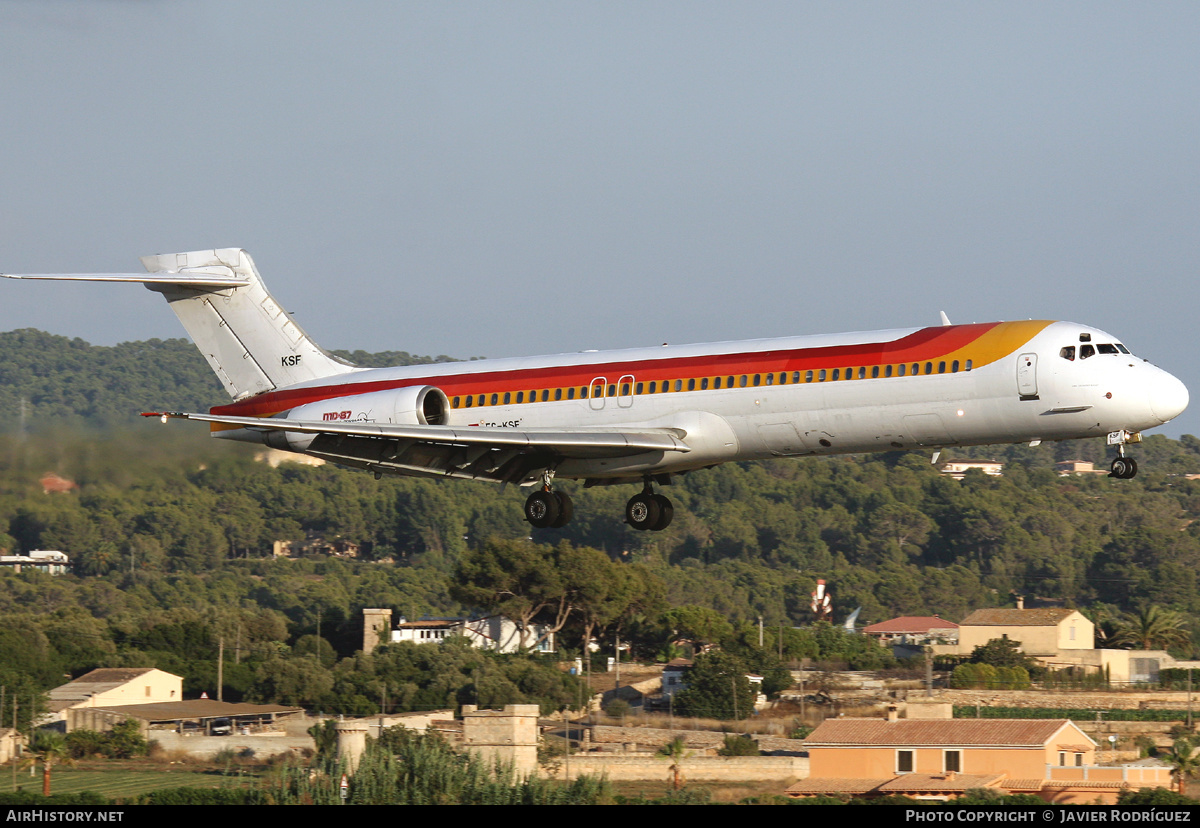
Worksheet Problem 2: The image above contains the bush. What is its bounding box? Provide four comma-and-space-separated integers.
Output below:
604, 699, 630, 719
717, 734, 760, 756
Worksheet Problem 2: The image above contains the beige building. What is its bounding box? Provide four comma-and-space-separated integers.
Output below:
48, 668, 183, 717
957, 608, 1094, 658
788, 717, 1171, 804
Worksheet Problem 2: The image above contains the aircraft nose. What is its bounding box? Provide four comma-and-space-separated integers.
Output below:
1148, 370, 1189, 424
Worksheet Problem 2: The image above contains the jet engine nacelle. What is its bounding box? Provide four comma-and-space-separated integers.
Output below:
286, 385, 451, 427
269, 385, 450, 453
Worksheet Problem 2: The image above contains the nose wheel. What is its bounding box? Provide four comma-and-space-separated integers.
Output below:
625, 486, 674, 532
1110, 456, 1138, 479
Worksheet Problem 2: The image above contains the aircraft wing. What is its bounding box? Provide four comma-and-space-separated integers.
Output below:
146, 411, 689, 485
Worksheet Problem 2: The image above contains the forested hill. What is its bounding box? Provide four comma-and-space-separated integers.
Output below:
0, 329, 456, 428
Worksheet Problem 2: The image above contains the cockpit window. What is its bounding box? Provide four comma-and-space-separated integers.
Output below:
1080, 344, 1095, 359
1060, 346, 1075, 361
1116, 344, 1130, 354
1098, 344, 1119, 355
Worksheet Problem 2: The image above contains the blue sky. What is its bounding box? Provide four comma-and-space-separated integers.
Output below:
2, 2, 1197, 437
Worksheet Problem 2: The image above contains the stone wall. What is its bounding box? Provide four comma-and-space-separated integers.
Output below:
547, 753, 807, 782
581, 724, 807, 755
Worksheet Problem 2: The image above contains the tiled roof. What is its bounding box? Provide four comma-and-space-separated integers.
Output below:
863, 616, 960, 634
786, 774, 1004, 796
804, 718, 1090, 748
785, 778, 891, 795
959, 608, 1080, 626
877, 773, 1004, 792
1000, 779, 1047, 791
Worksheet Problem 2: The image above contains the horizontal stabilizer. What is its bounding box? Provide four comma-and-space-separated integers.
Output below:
1, 271, 251, 288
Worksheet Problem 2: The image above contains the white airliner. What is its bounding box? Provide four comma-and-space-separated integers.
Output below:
3, 248, 1188, 531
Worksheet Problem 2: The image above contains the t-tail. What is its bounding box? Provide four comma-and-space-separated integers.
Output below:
2, 248, 358, 400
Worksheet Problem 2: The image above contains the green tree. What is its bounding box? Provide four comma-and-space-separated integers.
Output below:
673, 651, 756, 721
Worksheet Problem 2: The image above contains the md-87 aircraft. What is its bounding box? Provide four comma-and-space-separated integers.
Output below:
3, 248, 1189, 531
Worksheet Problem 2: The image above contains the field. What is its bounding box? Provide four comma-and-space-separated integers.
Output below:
4, 760, 255, 802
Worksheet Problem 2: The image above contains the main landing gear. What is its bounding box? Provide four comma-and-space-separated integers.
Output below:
625, 483, 674, 532
524, 486, 574, 529
523, 474, 675, 531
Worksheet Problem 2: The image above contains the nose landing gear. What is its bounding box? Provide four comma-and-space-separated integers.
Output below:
1108, 430, 1140, 479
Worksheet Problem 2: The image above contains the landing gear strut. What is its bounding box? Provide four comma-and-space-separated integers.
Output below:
1108, 430, 1140, 480
524, 472, 573, 529
625, 482, 674, 532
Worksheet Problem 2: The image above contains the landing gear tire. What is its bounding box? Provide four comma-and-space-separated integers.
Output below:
551, 491, 574, 528
625, 493, 662, 531
525, 490, 562, 528
1110, 457, 1139, 480
651, 494, 674, 531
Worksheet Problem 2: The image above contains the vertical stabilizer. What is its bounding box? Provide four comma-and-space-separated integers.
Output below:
140, 249, 357, 399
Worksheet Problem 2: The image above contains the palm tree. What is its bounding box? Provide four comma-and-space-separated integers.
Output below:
657, 736, 690, 791
24, 732, 73, 797
1112, 605, 1191, 652
1165, 739, 1200, 796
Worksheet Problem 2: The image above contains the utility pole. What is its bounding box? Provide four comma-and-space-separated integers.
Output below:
614, 634, 621, 690
218, 637, 224, 702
